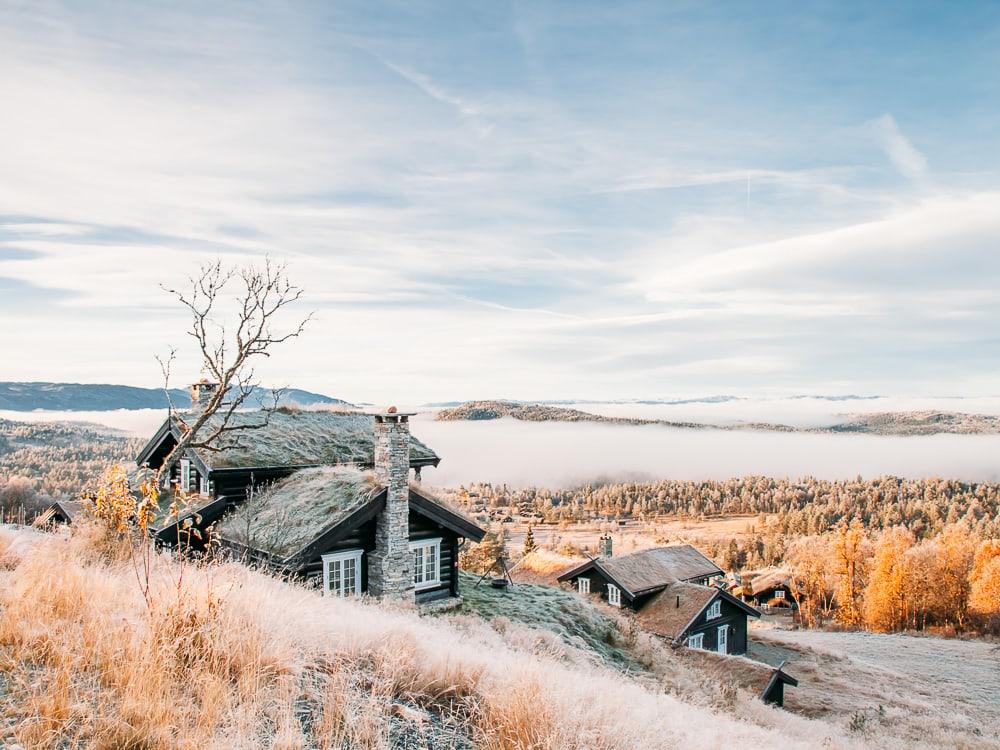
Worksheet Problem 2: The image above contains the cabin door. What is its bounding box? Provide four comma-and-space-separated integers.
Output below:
717, 624, 728, 654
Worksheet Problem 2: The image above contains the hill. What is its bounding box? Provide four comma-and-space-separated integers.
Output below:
436, 400, 1000, 436
0, 381, 349, 411
0, 525, 864, 750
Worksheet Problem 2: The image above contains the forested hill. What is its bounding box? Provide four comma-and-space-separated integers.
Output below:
436, 400, 1000, 436
435, 400, 793, 431
0, 382, 348, 411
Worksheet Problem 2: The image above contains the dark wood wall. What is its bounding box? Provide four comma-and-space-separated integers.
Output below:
683, 596, 749, 655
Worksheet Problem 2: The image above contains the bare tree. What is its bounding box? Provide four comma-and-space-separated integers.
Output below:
153, 257, 312, 488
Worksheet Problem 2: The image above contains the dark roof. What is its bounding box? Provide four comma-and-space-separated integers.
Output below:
636, 582, 760, 639
135, 408, 440, 471
214, 466, 485, 565
635, 582, 720, 639
557, 544, 724, 595
33, 500, 84, 526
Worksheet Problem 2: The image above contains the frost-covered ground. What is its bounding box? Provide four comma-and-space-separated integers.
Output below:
752, 627, 1000, 747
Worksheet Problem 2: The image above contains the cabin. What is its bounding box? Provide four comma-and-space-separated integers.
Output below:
556, 543, 760, 655
135, 383, 484, 603
736, 570, 798, 611
33, 500, 83, 527
677, 648, 799, 708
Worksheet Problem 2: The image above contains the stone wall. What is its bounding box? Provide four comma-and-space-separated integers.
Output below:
368, 413, 414, 600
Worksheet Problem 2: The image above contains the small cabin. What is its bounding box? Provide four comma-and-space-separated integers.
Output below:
737, 570, 798, 611
557, 544, 759, 656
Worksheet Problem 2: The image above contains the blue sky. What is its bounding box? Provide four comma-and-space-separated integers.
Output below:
1, 1, 999, 402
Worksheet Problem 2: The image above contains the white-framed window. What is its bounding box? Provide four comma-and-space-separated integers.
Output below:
775, 589, 786, 599
687, 633, 704, 649
578, 577, 590, 595
180, 459, 191, 493
607, 584, 621, 607
706, 600, 721, 620
717, 624, 728, 654
322, 549, 363, 597
410, 538, 441, 590
199, 476, 209, 496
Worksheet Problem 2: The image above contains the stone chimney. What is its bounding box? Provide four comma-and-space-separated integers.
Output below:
189, 380, 220, 413
600, 533, 613, 558
368, 409, 414, 600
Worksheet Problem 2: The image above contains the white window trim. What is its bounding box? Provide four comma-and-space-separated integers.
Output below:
607, 583, 621, 607
410, 537, 442, 591
199, 475, 209, 496
717, 624, 728, 654
774, 589, 786, 599
322, 549, 363, 597
180, 459, 191, 493
578, 577, 590, 595
706, 600, 721, 620
687, 633, 704, 649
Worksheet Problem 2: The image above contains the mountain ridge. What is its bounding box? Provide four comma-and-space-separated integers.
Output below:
0, 382, 349, 411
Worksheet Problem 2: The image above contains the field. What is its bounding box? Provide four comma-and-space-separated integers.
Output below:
753, 627, 1000, 737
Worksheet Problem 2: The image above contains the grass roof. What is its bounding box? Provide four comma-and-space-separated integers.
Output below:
215, 466, 382, 558
178, 408, 439, 470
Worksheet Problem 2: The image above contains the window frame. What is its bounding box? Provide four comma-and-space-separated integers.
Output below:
180, 459, 191, 493
687, 633, 704, 649
607, 583, 622, 607
577, 577, 590, 595
410, 537, 442, 591
717, 624, 728, 654
774, 589, 786, 599
322, 549, 363, 598
706, 600, 721, 620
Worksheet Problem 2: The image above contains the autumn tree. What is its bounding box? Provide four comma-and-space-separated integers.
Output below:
969, 539, 1000, 632
832, 520, 867, 627
461, 525, 508, 575
933, 523, 976, 628
786, 535, 834, 628
863, 526, 915, 632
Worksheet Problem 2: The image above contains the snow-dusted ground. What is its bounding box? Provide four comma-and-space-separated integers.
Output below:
753, 627, 1000, 746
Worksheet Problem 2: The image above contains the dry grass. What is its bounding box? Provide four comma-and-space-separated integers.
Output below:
0, 524, 893, 749
513, 549, 583, 584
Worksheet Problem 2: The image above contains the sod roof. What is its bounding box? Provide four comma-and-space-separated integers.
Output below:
214, 466, 382, 557
634, 581, 719, 640
589, 545, 725, 595
174, 408, 440, 470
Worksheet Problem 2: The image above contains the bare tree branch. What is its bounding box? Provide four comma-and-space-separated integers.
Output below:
152, 257, 312, 488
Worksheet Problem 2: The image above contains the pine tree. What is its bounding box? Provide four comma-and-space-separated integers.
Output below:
523, 525, 537, 555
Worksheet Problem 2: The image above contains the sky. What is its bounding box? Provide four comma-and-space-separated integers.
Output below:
1, 1, 999, 404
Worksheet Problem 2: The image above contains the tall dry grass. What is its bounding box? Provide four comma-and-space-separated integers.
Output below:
0, 524, 870, 749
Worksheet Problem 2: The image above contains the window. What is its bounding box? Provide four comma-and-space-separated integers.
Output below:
607, 584, 621, 607
774, 589, 786, 599
322, 550, 363, 597
410, 538, 441, 590
180, 459, 191, 493
717, 624, 728, 654
578, 577, 590, 595
687, 633, 704, 649
706, 600, 721, 620
199, 476, 209, 496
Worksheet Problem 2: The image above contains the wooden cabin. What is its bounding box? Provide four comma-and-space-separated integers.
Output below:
557, 544, 760, 655
134, 386, 483, 603
677, 648, 799, 708
736, 569, 798, 611
33, 500, 83, 527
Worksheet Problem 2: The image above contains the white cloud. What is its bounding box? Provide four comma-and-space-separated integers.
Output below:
871, 114, 929, 180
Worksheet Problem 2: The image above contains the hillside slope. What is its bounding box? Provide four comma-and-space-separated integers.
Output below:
0, 525, 871, 750
0, 382, 348, 411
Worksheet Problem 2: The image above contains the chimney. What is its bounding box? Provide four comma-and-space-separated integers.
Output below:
676, 595, 680, 608
189, 380, 220, 413
368, 409, 414, 600
599, 533, 613, 558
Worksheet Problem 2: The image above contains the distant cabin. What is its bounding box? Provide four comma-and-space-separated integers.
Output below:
33, 500, 83, 527
557, 544, 760, 656
735, 570, 797, 611
134, 383, 484, 603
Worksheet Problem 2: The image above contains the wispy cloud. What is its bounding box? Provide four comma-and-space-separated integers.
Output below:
0, 2, 998, 400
